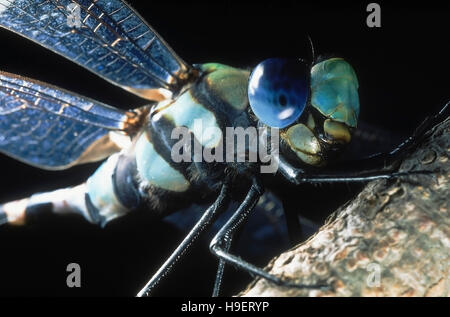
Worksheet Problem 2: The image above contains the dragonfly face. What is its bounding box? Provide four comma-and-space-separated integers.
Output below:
248, 57, 360, 167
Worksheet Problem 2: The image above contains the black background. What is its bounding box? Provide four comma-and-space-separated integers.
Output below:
0, 0, 448, 297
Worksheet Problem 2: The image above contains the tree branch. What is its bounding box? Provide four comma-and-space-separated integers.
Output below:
240, 117, 449, 297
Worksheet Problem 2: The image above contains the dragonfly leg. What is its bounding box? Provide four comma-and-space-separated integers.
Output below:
385, 100, 449, 160
210, 179, 329, 294
212, 233, 232, 297
137, 183, 230, 297
280, 161, 434, 185
212, 203, 248, 297
344, 101, 449, 170
278, 101, 449, 185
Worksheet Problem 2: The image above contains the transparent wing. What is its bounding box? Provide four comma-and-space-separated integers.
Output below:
0, 0, 193, 101
0, 71, 139, 170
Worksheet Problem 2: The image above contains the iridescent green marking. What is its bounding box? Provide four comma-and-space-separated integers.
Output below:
201, 63, 250, 111
310, 58, 360, 127
200, 63, 232, 72
154, 90, 222, 148
135, 133, 190, 192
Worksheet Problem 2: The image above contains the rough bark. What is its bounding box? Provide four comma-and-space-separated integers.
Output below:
240, 117, 449, 297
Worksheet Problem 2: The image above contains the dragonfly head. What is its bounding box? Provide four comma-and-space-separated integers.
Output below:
248, 57, 359, 167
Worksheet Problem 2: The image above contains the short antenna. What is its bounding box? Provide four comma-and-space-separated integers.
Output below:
307, 34, 315, 66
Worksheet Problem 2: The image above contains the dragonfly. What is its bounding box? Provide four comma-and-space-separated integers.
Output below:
0, 0, 447, 297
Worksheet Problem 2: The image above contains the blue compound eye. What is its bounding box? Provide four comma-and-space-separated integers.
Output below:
248, 58, 309, 128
